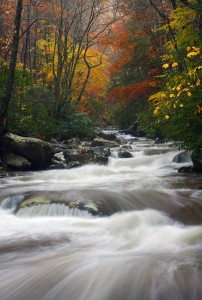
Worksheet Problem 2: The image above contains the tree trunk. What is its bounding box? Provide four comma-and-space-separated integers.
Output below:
0, 0, 23, 135
23, 1, 31, 70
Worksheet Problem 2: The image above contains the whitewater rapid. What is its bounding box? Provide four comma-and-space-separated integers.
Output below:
0, 135, 201, 300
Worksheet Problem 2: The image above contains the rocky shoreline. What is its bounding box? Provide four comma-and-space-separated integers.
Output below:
0, 128, 202, 176
0, 131, 131, 176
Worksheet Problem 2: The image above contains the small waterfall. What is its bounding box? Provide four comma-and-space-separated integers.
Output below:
0, 194, 25, 211
16, 203, 94, 218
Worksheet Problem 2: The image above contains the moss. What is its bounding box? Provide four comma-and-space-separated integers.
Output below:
20, 196, 50, 208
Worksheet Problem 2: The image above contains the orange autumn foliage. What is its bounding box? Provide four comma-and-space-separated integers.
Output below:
108, 79, 157, 105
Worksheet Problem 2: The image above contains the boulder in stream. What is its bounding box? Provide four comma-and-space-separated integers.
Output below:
1, 133, 54, 170
91, 138, 119, 148
173, 151, 191, 163
2, 153, 31, 170
191, 149, 202, 172
97, 131, 117, 141
118, 148, 132, 158
178, 166, 196, 173
121, 122, 145, 137
63, 146, 110, 166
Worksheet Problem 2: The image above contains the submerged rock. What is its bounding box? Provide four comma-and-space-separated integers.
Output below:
14, 194, 105, 217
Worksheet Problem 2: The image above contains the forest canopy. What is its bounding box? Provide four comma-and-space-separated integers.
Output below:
0, 0, 201, 150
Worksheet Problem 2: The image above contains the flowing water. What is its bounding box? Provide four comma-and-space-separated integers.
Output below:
0, 134, 202, 300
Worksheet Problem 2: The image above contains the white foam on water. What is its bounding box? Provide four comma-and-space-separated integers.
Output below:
0, 208, 201, 300
0, 138, 201, 300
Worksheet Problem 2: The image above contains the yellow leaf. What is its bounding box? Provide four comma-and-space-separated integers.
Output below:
193, 47, 200, 54
187, 91, 191, 96
162, 63, 169, 69
165, 115, 170, 120
187, 51, 198, 58
173, 104, 176, 108
179, 104, 184, 107
170, 94, 175, 98
196, 105, 202, 113
172, 62, 178, 68
186, 47, 191, 52
154, 107, 159, 115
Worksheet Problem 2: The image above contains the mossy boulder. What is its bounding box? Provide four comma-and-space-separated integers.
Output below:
1, 133, 54, 170
2, 153, 31, 170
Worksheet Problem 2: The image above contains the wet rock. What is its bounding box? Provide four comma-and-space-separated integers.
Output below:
91, 138, 119, 148
144, 149, 171, 155
19, 196, 50, 209
67, 161, 82, 169
155, 137, 165, 144
122, 122, 145, 137
178, 166, 196, 173
48, 158, 68, 170
63, 149, 80, 161
0, 158, 8, 176
116, 136, 126, 145
91, 146, 110, 157
67, 199, 102, 216
2, 153, 31, 170
63, 146, 110, 166
50, 138, 58, 144
173, 151, 191, 163
1, 133, 54, 170
118, 148, 132, 158
15, 194, 104, 217
191, 149, 202, 172
97, 131, 117, 141
53, 143, 68, 150
121, 145, 132, 150
53, 152, 66, 162
66, 137, 81, 149
49, 152, 68, 169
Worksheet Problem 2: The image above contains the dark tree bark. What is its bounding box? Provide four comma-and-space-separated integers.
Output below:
0, 0, 23, 135
23, 1, 31, 70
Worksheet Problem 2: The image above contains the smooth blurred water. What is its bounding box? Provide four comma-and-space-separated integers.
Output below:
0, 135, 202, 300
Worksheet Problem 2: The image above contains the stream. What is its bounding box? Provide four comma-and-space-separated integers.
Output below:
0, 133, 202, 300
